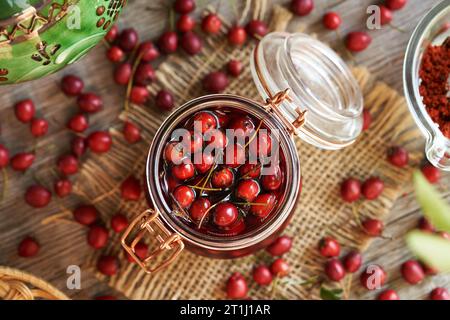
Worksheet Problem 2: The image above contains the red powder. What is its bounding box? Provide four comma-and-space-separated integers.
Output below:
419, 38, 450, 138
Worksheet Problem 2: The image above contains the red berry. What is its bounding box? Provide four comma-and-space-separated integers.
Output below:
88, 131, 112, 153
214, 202, 238, 227
118, 28, 138, 51
250, 193, 276, 218
54, 179, 72, 198
325, 258, 346, 282
177, 14, 196, 33
379, 5, 393, 25
385, 0, 407, 11
430, 288, 450, 300
138, 41, 160, 62
227, 60, 242, 77
362, 218, 384, 237
155, 90, 175, 111
291, 0, 314, 16
226, 272, 248, 299
360, 265, 387, 290
249, 131, 272, 158
58, 154, 78, 176
422, 262, 438, 276
123, 121, 141, 143
71, 137, 86, 157
172, 161, 195, 180
189, 198, 211, 222
239, 163, 261, 179
114, 62, 132, 85
25, 185, 51, 208
73, 205, 98, 226
421, 164, 440, 184
126, 242, 149, 262
236, 179, 260, 202
11, 152, 35, 171
323, 12, 341, 30
439, 231, 450, 240
193, 111, 217, 133
14, 99, 35, 123
181, 31, 203, 55
0, 144, 9, 168
67, 114, 88, 133
340, 178, 361, 203
387, 146, 409, 168
266, 235, 293, 256
120, 175, 142, 201
401, 260, 425, 285
362, 109, 372, 131
203, 71, 229, 93
343, 251, 362, 273
87, 225, 109, 249
261, 166, 282, 191
377, 289, 400, 300
111, 213, 129, 233
361, 177, 384, 200
173, 185, 195, 208
164, 142, 187, 164
18, 237, 40, 257
318, 237, 340, 257
228, 26, 247, 46
194, 152, 214, 174
105, 25, 118, 43
158, 31, 178, 54
174, 0, 195, 14
211, 167, 234, 188
245, 20, 269, 38
270, 258, 290, 277
97, 255, 119, 276
134, 63, 155, 86
346, 31, 372, 52
77, 93, 103, 113
30, 118, 48, 137
61, 75, 84, 96
253, 265, 273, 286
106, 46, 124, 63
130, 86, 150, 105
201, 13, 222, 34
227, 115, 255, 139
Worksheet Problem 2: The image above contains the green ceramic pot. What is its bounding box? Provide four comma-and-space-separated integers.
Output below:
0, 0, 126, 85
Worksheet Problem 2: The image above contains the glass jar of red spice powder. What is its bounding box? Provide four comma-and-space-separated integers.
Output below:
404, 1, 450, 170
121, 33, 363, 274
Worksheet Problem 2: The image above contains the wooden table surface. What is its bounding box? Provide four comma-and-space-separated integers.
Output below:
0, 0, 449, 300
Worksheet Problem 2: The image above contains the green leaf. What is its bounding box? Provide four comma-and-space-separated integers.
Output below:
413, 171, 450, 232
320, 287, 343, 300
406, 230, 450, 272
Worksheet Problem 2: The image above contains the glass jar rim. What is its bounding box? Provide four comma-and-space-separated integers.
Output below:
146, 94, 301, 251
251, 32, 363, 150
403, 0, 450, 170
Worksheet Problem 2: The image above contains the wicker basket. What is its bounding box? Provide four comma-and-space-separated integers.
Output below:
0, 266, 69, 300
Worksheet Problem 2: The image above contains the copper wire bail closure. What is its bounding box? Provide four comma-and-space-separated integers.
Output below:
253, 42, 307, 135
121, 209, 184, 274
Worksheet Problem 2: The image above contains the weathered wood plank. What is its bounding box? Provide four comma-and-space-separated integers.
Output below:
0, 0, 448, 299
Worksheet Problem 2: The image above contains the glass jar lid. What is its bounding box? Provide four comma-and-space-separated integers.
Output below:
250, 32, 364, 150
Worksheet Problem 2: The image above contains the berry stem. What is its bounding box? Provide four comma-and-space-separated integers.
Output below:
124, 51, 144, 118
102, 38, 111, 49
234, 201, 269, 206
187, 185, 222, 192
243, 119, 264, 149
351, 204, 363, 228
169, 7, 175, 31
197, 201, 220, 229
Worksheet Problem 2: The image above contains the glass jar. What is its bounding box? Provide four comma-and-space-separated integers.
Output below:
121, 32, 363, 274
404, 1, 450, 170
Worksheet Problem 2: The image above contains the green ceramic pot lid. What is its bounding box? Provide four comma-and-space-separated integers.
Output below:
0, 0, 44, 20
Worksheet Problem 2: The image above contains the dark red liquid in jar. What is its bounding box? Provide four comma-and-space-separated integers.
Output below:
159, 106, 288, 238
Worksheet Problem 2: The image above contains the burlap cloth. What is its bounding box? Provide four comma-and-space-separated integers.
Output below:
74, 5, 423, 299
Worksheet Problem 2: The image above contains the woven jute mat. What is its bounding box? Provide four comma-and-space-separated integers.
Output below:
75, 5, 423, 299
